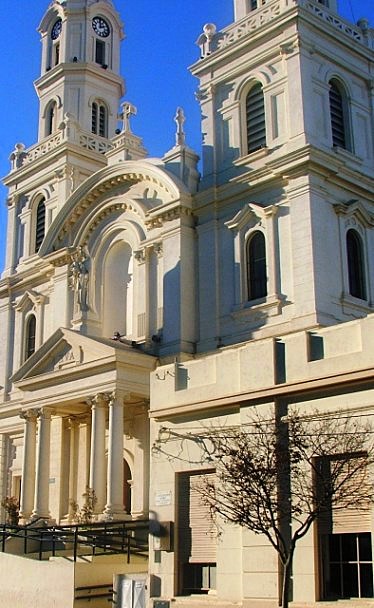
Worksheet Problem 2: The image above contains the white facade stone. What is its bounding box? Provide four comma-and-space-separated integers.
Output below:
0, 0, 373, 606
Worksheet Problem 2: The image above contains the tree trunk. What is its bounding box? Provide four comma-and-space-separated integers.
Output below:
281, 555, 293, 608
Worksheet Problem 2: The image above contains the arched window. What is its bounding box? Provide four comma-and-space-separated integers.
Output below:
247, 231, 267, 300
35, 198, 46, 253
329, 79, 350, 150
92, 101, 108, 137
25, 315, 36, 360
246, 82, 266, 154
346, 229, 366, 300
46, 101, 57, 136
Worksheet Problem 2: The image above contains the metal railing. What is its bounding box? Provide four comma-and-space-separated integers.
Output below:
0, 519, 149, 562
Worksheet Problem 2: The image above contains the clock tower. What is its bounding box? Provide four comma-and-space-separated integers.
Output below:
2, 0, 126, 277
36, 0, 125, 141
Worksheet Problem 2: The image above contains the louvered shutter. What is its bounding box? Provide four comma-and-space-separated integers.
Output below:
318, 455, 371, 534
329, 82, 346, 149
246, 83, 266, 153
331, 456, 371, 534
178, 471, 216, 564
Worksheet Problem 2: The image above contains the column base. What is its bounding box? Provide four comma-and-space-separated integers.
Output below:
18, 512, 32, 525
100, 508, 131, 522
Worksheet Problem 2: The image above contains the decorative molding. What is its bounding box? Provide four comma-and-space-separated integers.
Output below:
333, 200, 374, 228
145, 205, 193, 229
19, 409, 39, 422
134, 250, 146, 263
211, 0, 369, 58
14, 290, 46, 312
56, 173, 174, 245
225, 202, 276, 232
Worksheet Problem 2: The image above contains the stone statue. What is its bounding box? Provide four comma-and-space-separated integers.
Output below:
70, 246, 89, 312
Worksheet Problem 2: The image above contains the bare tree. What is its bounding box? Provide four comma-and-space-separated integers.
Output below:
186, 408, 374, 608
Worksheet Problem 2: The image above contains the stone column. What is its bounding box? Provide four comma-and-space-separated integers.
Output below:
19, 410, 38, 522
67, 417, 79, 522
89, 393, 108, 515
32, 408, 53, 520
104, 392, 124, 518
85, 418, 92, 489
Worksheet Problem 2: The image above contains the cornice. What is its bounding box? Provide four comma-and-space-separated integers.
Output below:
150, 365, 374, 420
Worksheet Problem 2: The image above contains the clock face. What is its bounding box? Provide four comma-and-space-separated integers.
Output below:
92, 17, 110, 38
51, 19, 62, 40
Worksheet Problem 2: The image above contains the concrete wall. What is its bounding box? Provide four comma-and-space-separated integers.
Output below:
0, 553, 75, 608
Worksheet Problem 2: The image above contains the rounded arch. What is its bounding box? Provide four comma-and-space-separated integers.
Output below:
90, 221, 144, 338
39, 161, 191, 257
75, 200, 147, 252
322, 68, 353, 98
44, 99, 60, 136
28, 189, 50, 212
38, 6, 65, 34
42, 95, 62, 119
235, 71, 271, 102
88, 95, 113, 116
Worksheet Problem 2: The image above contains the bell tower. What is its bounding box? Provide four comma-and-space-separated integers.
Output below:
191, 0, 374, 350
36, 0, 125, 141
2, 0, 126, 278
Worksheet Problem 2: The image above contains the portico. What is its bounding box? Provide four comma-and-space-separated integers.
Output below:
12, 327, 155, 524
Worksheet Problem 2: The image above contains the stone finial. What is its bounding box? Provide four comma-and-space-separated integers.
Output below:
120, 101, 137, 133
196, 23, 217, 58
174, 107, 186, 146
9, 143, 27, 171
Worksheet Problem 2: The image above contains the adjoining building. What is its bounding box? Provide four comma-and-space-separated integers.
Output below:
0, 0, 373, 606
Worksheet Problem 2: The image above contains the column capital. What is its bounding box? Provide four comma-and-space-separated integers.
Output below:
108, 390, 126, 407
67, 416, 80, 429
20, 409, 39, 422
37, 407, 55, 420
89, 392, 111, 409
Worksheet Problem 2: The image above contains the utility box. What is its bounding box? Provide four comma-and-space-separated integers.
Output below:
113, 574, 147, 608
152, 521, 173, 552
153, 601, 170, 608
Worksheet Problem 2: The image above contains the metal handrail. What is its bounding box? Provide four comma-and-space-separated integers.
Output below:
0, 519, 149, 562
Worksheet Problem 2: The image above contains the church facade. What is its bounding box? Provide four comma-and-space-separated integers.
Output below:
0, 0, 373, 606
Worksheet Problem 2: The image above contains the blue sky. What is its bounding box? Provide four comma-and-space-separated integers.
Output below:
0, 0, 373, 274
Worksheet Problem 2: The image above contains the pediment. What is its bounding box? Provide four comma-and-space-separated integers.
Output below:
333, 200, 374, 228
225, 202, 277, 232
12, 328, 121, 384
